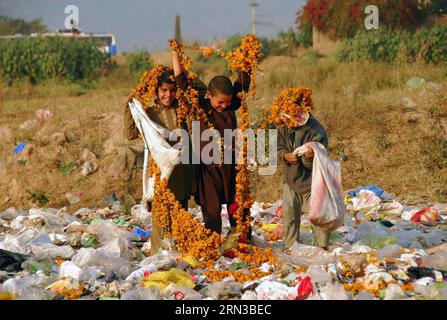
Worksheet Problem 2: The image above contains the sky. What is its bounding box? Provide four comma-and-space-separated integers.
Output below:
0, 0, 306, 53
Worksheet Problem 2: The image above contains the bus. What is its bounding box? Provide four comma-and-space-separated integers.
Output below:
0, 29, 117, 56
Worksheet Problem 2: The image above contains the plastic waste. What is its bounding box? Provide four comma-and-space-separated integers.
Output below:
162, 283, 204, 300
71, 247, 131, 278
410, 208, 439, 224
347, 185, 384, 198
358, 222, 397, 249
46, 278, 84, 299
421, 250, 447, 271
350, 190, 382, 211
0, 249, 27, 272
30, 243, 75, 260
383, 284, 405, 300
125, 264, 158, 284
353, 291, 375, 300
34, 109, 54, 120
100, 238, 137, 259
131, 204, 150, 222
139, 250, 178, 270
255, 281, 295, 300
132, 227, 151, 241
86, 220, 139, 244
407, 267, 446, 282
81, 233, 97, 247
128, 98, 181, 202
406, 76, 428, 89
121, 286, 161, 300
282, 242, 336, 267
14, 142, 27, 155
22, 259, 57, 274
293, 142, 344, 231
306, 266, 332, 287
202, 279, 243, 300
241, 290, 257, 300
376, 244, 402, 260
3, 275, 57, 300
0, 228, 42, 255
320, 283, 349, 300
140, 268, 195, 291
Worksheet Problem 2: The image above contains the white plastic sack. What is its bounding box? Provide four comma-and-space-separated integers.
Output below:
293, 142, 344, 231
128, 98, 181, 202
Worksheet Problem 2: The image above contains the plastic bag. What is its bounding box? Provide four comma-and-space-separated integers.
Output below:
85, 220, 139, 244
128, 98, 181, 202
71, 247, 131, 278
421, 250, 447, 271
358, 222, 397, 249
30, 243, 75, 260
351, 190, 382, 211
255, 277, 314, 300
376, 244, 402, 260
126, 264, 158, 284
410, 208, 439, 223
347, 185, 384, 198
0, 228, 41, 255
202, 279, 242, 299
46, 279, 84, 300
293, 142, 344, 231
162, 283, 204, 300
140, 268, 195, 291
121, 286, 161, 300
3, 275, 57, 300
320, 282, 349, 300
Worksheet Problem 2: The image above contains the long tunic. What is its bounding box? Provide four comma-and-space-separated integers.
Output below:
276, 114, 328, 196
174, 72, 250, 217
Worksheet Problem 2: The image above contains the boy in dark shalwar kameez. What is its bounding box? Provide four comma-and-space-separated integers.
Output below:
171, 49, 251, 238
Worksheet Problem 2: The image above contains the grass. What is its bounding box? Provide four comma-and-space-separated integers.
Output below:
0, 49, 446, 211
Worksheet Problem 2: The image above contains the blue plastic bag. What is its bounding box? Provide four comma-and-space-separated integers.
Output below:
14, 142, 27, 155
347, 185, 384, 198
132, 227, 151, 241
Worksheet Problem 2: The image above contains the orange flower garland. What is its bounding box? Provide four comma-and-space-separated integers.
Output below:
262, 87, 314, 129
128, 36, 286, 281
226, 34, 262, 96
130, 66, 168, 109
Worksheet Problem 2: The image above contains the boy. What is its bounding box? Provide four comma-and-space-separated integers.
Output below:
171, 49, 251, 237
123, 68, 198, 255
277, 110, 330, 249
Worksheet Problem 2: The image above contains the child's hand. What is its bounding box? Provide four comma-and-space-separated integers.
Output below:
304, 149, 314, 160
284, 152, 298, 164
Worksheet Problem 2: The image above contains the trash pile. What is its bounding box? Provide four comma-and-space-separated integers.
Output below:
0, 185, 446, 300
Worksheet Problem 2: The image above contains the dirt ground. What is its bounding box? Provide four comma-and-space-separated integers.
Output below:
0, 52, 446, 212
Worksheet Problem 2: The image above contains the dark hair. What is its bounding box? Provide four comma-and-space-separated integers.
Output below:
208, 76, 233, 96
157, 68, 175, 87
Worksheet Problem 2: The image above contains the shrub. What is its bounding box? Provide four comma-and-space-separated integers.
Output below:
337, 24, 447, 65
296, 0, 422, 40
123, 49, 153, 76
0, 36, 106, 84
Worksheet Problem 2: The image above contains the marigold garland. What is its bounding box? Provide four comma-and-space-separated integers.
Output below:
128, 36, 285, 280
130, 65, 168, 109
226, 34, 262, 96
261, 87, 314, 129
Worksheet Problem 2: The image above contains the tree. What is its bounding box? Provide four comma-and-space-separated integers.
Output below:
296, 0, 422, 40
422, 0, 447, 14
0, 16, 48, 35
174, 15, 181, 44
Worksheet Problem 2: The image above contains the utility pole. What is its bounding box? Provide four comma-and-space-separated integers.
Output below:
250, 3, 258, 35
174, 15, 181, 44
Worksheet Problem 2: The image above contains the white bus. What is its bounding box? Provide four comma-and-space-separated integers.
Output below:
0, 29, 117, 56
